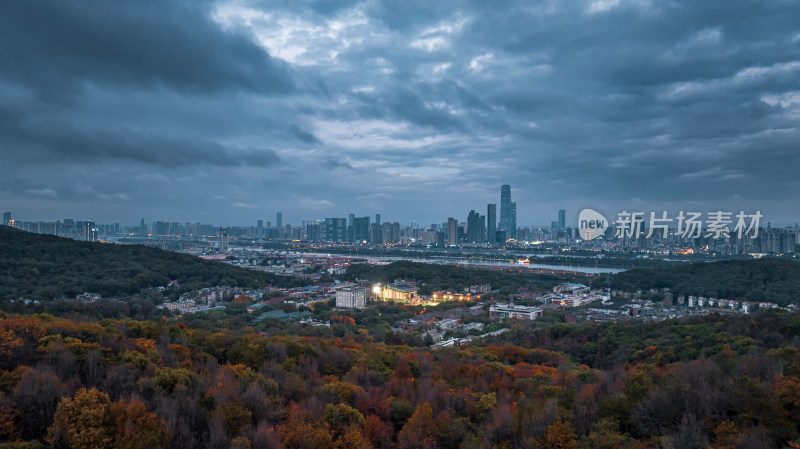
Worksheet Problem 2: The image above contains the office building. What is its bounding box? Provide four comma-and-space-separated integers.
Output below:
500, 185, 516, 239
2, 212, 10, 226
276, 212, 282, 228
467, 210, 486, 243
447, 217, 458, 246
370, 222, 383, 244
305, 222, 321, 242
353, 216, 370, 243
324, 218, 347, 242
487, 204, 497, 244
347, 213, 355, 242
382, 221, 400, 243
510, 201, 517, 239
558, 209, 566, 230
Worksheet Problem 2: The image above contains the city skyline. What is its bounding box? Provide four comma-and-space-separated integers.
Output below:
2, 1, 800, 225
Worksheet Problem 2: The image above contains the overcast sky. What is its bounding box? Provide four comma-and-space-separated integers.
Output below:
1, 0, 799, 227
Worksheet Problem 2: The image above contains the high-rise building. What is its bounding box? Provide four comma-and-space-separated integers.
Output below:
353, 217, 370, 242
276, 212, 282, 228
347, 213, 355, 242
500, 185, 512, 236
375, 214, 381, 225
386, 222, 400, 243
218, 227, 229, 251
447, 217, 458, 246
510, 201, 517, 239
487, 204, 497, 244
81, 221, 97, 242
324, 218, 347, 242
2, 212, 10, 226
382, 222, 393, 243
305, 222, 321, 242
467, 210, 486, 243
370, 222, 383, 244
257, 220, 264, 237
558, 209, 566, 230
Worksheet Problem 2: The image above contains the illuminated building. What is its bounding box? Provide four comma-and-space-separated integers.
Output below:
373, 283, 420, 303
336, 287, 368, 309
489, 303, 542, 320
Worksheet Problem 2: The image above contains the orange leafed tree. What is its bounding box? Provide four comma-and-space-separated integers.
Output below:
396, 402, 435, 449
110, 397, 169, 449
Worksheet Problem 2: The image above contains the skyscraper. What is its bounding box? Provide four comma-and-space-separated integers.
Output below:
500, 185, 516, 239
510, 201, 517, 239
500, 185, 511, 231
276, 212, 282, 228
2, 212, 10, 226
558, 209, 566, 230
347, 213, 355, 242
487, 204, 497, 244
353, 216, 370, 242
467, 210, 486, 243
447, 217, 458, 246
370, 222, 383, 244
324, 218, 347, 242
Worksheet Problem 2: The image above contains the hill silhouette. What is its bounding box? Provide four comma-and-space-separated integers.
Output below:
0, 226, 302, 300
609, 257, 800, 305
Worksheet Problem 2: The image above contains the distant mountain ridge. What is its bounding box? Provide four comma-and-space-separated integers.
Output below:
609, 258, 800, 306
0, 226, 301, 301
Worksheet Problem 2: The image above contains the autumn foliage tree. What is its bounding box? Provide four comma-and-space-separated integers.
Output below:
396, 402, 436, 449
47, 387, 113, 449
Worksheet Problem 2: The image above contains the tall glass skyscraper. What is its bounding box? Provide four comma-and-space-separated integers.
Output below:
500, 185, 515, 239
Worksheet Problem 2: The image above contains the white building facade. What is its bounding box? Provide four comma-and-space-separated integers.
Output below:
336, 287, 368, 309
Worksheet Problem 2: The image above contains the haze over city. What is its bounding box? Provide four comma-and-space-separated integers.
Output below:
2, 0, 799, 226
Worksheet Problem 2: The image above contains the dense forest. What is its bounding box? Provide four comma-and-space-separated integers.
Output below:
608, 258, 800, 305
0, 310, 799, 448
0, 227, 302, 301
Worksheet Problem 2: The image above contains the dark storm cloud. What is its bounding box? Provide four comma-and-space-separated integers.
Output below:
1, 0, 799, 225
0, 0, 294, 97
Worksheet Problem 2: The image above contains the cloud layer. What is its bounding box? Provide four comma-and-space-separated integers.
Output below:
1, 0, 798, 226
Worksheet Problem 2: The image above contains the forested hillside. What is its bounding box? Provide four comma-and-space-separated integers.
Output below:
609, 258, 800, 305
0, 227, 302, 301
0, 310, 798, 448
